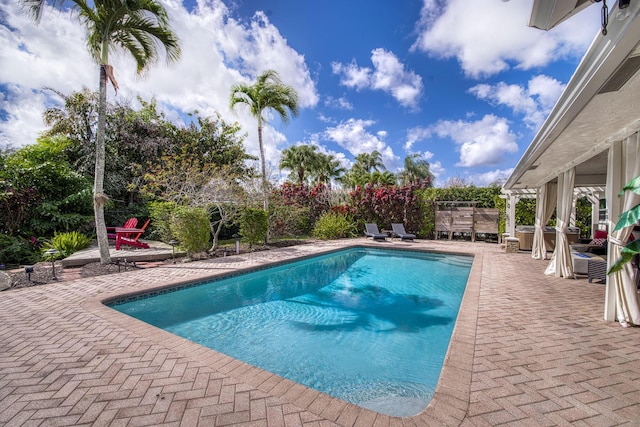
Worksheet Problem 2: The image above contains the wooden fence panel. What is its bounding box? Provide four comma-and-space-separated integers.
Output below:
435, 205, 499, 240
474, 208, 500, 234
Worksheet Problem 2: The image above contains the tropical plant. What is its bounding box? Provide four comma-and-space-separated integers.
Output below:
350, 182, 428, 234
272, 182, 331, 224
41, 231, 92, 258
230, 69, 299, 212
608, 176, 640, 274
0, 235, 42, 266
340, 151, 389, 188
279, 144, 318, 184
23, 0, 181, 264
311, 152, 345, 185
400, 153, 434, 186
312, 212, 355, 240
370, 170, 397, 186
0, 136, 93, 236
353, 150, 385, 174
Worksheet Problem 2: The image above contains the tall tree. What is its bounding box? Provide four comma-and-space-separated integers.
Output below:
371, 170, 397, 186
312, 152, 345, 185
400, 153, 434, 186
354, 150, 385, 174
230, 69, 299, 212
23, 0, 180, 264
279, 144, 317, 184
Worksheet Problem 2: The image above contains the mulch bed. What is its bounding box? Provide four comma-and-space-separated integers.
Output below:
9, 261, 128, 288
6, 239, 310, 289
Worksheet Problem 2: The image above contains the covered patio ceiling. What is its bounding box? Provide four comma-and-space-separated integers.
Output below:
504, 0, 640, 191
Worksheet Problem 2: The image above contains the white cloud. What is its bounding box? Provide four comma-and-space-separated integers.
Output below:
0, 5, 95, 148
411, 0, 599, 78
331, 61, 371, 90
0, 0, 318, 166
323, 118, 400, 169
405, 126, 432, 150
469, 75, 564, 129
528, 74, 565, 112
468, 168, 514, 186
317, 113, 334, 123
332, 48, 423, 109
431, 114, 519, 167
428, 160, 445, 185
324, 95, 353, 110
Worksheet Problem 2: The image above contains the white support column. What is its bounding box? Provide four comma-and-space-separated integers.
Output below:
508, 193, 517, 238
570, 192, 578, 228
604, 145, 622, 322
586, 192, 602, 238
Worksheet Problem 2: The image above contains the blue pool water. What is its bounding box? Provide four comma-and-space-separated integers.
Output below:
110, 247, 472, 416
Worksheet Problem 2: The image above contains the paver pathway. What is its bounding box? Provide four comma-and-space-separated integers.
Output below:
1, 239, 639, 426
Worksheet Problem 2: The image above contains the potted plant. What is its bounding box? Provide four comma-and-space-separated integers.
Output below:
608, 176, 640, 274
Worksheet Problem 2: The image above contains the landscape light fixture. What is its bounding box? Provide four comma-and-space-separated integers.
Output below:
45, 248, 59, 280
24, 266, 34, 282
169, 239, 179, 264
233, 234, 240, 255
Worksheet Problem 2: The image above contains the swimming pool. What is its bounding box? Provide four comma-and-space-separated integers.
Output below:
110, 247, 472, 417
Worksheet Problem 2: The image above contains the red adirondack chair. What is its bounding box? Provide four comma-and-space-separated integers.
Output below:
107, 217, 138, 240
116, 218, 151, 250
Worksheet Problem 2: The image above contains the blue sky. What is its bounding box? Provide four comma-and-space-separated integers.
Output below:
0, 0, 602, 186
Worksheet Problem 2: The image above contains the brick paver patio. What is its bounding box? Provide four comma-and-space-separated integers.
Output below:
1, 239, 639, 426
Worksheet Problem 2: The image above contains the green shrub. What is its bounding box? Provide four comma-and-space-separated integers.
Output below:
240, 208, 268, 248
148, 201, 179, 243
312, 212, 356, 240
169, 206, 211, 256
0, 235, 41, 266
269, 203, 312, 238
41, 231, 92, 259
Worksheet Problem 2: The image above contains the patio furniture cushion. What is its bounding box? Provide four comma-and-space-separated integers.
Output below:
571, 251, 601, 275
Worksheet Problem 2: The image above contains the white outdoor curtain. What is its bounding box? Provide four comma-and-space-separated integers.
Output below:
545, 168, 575, 278
605, 133, 640, 327
532, 181, 557, 260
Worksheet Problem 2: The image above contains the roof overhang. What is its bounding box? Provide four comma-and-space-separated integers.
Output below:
529, 0, 595, 30
504, 0, 640, 191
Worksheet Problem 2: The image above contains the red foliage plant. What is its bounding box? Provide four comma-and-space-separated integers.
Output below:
273, 182, 331, 220
350, 182, 428, 232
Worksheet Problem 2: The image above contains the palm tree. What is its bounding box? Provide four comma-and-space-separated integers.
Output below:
401, 153, 434, 186
279, 144, 317, 184
230, 70, 299, 211
354, 150, 385, 174
23, 0, 180, 264
312, 153, 345, 185
371, 170, 397, 186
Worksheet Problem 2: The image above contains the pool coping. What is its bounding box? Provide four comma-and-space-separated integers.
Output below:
83, 242, 481, 426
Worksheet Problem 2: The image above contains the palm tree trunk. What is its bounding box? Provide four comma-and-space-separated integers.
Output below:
257, 121, 268, 212
257, 119, 269, 244
94, 64, 111, 264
